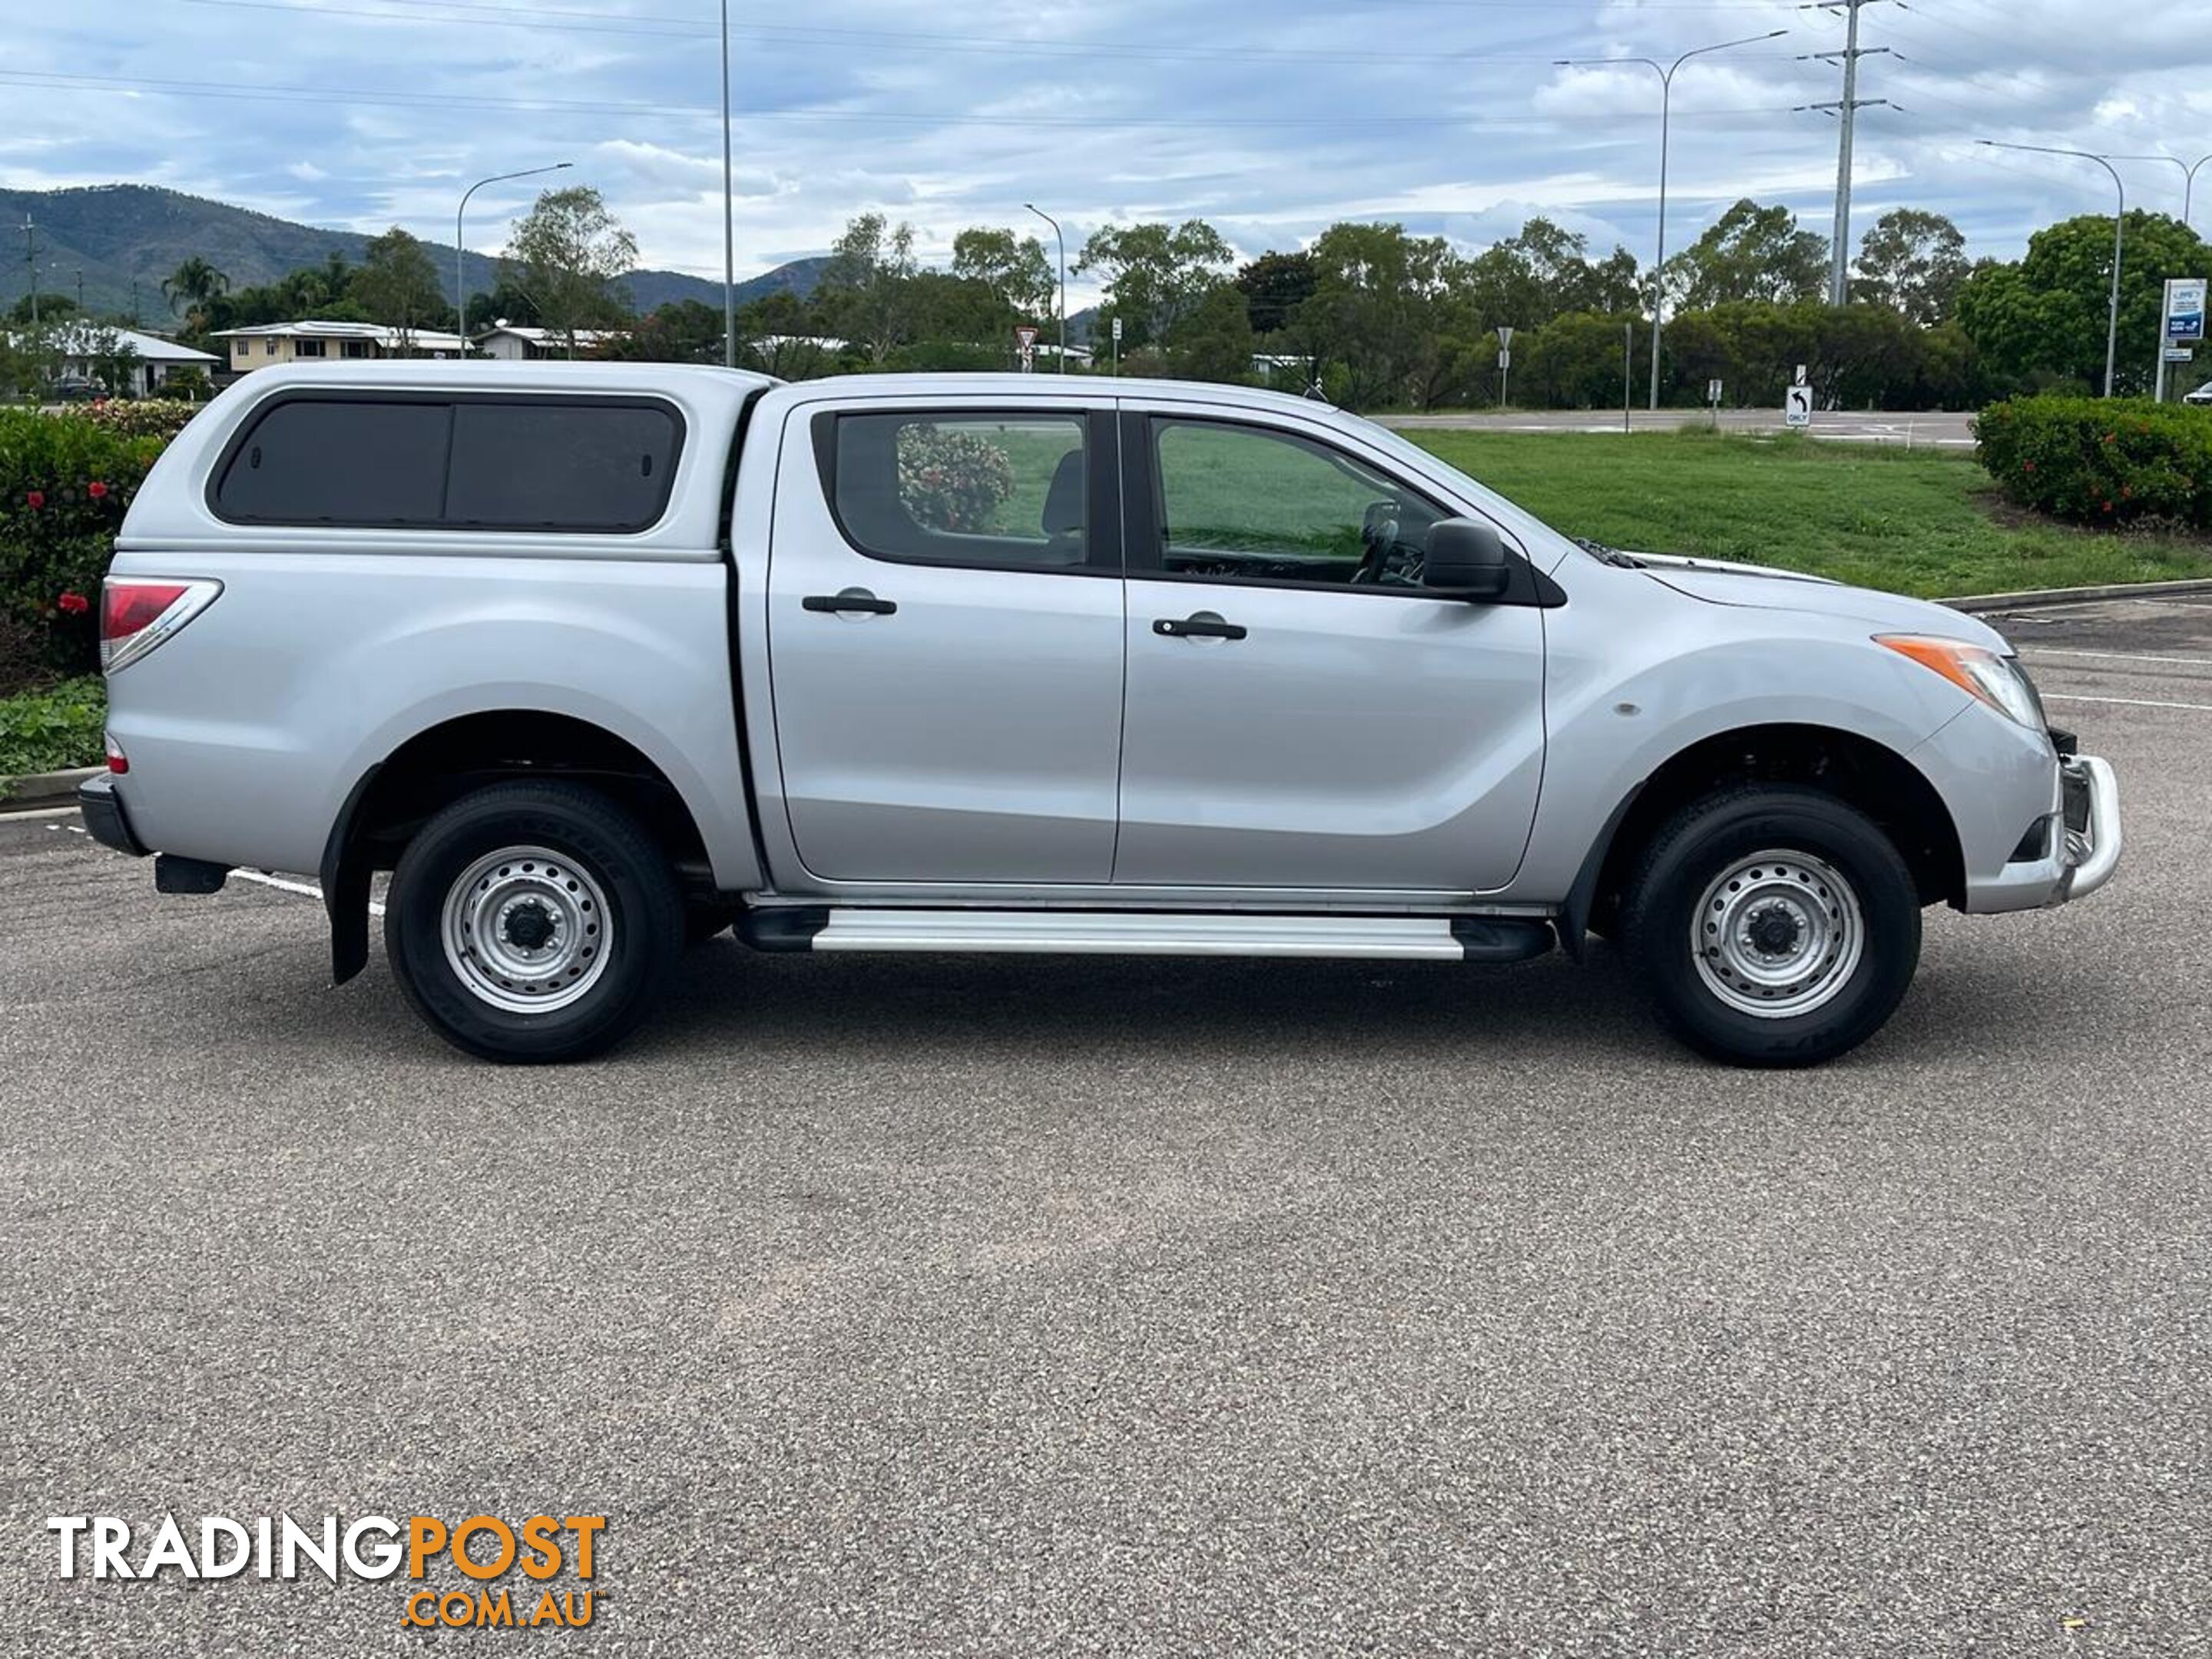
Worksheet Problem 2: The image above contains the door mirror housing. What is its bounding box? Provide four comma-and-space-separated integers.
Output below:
1423, 518, 1512, 600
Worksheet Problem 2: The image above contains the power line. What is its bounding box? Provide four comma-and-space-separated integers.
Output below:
176, 0, 1806, 68
0, 67, 1800, 129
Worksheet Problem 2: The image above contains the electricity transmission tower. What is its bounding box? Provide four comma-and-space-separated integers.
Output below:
1801, 0, 1896, 305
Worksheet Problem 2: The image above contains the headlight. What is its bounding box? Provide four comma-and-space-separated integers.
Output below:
1876, 634, 2047, 730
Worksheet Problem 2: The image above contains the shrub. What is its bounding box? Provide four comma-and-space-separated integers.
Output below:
896, 424, 1015, 533
0, 676, 106, 789
1975, 396, 2212, 530
0, 409, 170, 684
80, 398, 208, 441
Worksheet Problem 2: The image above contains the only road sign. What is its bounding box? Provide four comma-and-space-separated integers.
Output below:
1784, 384, 1813, 429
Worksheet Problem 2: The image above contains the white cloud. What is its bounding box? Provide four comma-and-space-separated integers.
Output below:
5, 0, 2207, 293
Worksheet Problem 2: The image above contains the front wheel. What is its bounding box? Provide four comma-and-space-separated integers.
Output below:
384, 780, 684, 1063
1618, 786, 1921, 1068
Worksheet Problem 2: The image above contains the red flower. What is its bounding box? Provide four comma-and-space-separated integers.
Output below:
2121, 485, 2134, 500
87, 480, 108, 499
2103, 432, 2116, 444
56, 591, 90, 615
2022, 461, 2035, 472
2101, 500, 2114, 513
25, 490, 43, 509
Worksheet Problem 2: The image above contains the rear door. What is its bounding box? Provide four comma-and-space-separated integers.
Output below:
1114, 408, 1547, 894
765, 400, 1124, 884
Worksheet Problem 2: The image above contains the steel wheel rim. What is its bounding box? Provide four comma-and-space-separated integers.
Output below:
439, 845, 613, 1014
1690, 848, 1864, 1020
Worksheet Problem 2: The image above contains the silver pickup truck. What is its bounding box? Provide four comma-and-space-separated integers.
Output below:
78, 363, 2119, 1066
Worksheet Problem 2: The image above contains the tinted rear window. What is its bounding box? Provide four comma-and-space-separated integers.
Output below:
214, 399, 450, 525
210, 395, 684, 532
447, 402, 680, 531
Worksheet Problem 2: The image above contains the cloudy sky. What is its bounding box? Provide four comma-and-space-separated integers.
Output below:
5, 0, 2208, 299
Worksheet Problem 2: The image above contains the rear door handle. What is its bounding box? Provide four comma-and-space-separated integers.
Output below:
1154, 613, 1247, 641
803, 588, 897, 617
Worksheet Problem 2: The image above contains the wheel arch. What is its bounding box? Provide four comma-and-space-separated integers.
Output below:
320, 708, 719, 985
1560, 722, 1966, 959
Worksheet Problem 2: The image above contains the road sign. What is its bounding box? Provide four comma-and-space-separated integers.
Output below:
1015, 324, 1038, 373
2165, 346, 2196, 363
1793, 363, 1810, 387
1497, 350, 1512, 370
1497, 326, 1515, 349
1784, 383, 1813, 429
2166, 278, 2206, 343
1707, 379, 1724, 404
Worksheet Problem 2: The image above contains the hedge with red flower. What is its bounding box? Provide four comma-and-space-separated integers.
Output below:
1975, 397, 2212, 531
2, 407, 171, 684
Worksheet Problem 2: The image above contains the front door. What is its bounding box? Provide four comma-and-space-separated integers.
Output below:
1114, 411, 1546, 894
767, 403, 1124, 884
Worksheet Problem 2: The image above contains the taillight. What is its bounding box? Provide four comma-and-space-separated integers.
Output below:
100, 578, 222, 674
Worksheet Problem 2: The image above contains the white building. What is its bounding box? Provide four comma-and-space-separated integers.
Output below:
31, 326, 221, 399
472, 325, 627, 361
210, 320, 469, 374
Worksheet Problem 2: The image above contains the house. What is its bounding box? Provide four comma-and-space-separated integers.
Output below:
210, 320, 469, 375
472, 325, 628, 361
29, 326, 220, 399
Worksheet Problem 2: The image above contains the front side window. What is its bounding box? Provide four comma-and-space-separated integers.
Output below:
826, 412, 1095, 571
1149, 419, 1447, 590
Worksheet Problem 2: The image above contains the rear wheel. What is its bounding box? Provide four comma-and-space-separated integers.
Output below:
384, 780, 684, 1062
1618, 786, 1920, 1067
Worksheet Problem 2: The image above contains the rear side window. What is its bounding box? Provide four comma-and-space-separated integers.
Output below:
214, 399, 450, 525
210, 395, 684, 532
447, 402, 680, 531
823, 412, 1096, 570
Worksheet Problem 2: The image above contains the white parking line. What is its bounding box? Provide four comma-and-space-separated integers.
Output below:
2025, 647, 2212, 667
2045, 692, 2212, 713
48, 822, 384, 913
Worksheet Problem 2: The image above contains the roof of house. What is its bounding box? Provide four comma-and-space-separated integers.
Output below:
472, 325, 627, 346
210, 320, 466, 349
40, 326, 220, 364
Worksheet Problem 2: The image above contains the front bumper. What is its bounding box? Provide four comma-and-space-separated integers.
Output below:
77, 773, 147, 857
2055, 753, 2122, 903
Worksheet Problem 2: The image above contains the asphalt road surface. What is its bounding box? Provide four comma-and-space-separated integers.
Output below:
3, 594, 2208, 1656
1382, 408, 1979, 447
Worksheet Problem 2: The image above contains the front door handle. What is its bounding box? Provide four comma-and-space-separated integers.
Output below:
803, 588, 898, 617
1154, 613, 1247, 641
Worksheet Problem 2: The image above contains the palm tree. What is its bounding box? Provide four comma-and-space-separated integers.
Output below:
161, 257, 231, 334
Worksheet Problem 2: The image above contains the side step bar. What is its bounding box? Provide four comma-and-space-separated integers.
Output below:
740, 909, 1554, 964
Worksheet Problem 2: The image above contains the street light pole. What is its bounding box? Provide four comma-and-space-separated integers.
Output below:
1979, 141, 2125, 398
1024, 203, 1067, 373
720, 0, 737, 369
2111, 151, 2212, 228
1556, 30, 1786, 412
455, 161, 572, 357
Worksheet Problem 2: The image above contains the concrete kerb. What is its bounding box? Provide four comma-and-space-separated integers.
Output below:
1942, 578, 2212, 614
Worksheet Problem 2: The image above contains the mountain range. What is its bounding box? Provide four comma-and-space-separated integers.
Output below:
1, 184, 826, 325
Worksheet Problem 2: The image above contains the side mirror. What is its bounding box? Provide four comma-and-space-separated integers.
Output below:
1423, 518, 1512, 601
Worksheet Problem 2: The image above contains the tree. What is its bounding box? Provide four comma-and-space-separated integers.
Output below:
6, 293, 77, 326
161, 257, 230, 335
1662, 200, 1828, 310
1855, 209, 1970, 326
501, 186, 639, 353
600, 299, 726, 364
1295, 221, 1460, 410
1167, 282, 1255, 385
1075, 220, 1234, 350
352, 227, 448, 348
1235, 251, 1317, 335
1955, 211, 2212, 397
814, 213, 921, 364
950, 228, 1055, 325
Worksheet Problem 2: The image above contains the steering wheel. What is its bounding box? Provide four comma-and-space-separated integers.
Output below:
1350, 500, 1401, 585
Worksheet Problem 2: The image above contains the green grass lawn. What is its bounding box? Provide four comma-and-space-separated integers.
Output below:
1406, 429, 2212, 598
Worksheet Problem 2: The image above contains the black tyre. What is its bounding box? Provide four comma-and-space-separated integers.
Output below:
384, 780, 684, 1063
1618, 786, 1921, 1068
